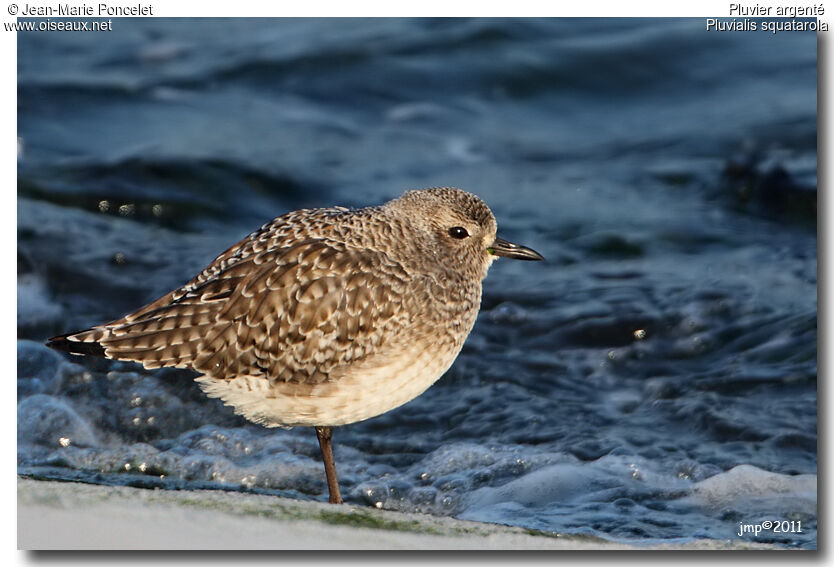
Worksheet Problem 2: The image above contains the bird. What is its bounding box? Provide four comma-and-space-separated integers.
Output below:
47, 187, 544, 504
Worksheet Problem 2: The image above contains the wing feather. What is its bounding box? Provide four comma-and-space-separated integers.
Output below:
52, 205, 418, 383
191, 240, 411, 384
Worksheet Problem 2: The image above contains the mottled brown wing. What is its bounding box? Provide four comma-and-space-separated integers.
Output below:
55, 207, 351, 364
98, 205, 354, 327
190, 240, 412, 383
69, 239, 413, 383
68, 238, 275, 369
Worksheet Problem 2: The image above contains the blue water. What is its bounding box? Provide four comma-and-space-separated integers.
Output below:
17, 18, 817, 548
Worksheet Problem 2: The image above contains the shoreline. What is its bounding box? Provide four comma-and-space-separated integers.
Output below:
17, 478, 776, 550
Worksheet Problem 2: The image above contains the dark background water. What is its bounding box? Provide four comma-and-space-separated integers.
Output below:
17, 18, 817, 548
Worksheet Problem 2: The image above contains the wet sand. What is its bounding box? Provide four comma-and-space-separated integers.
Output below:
17, 478, 775, 550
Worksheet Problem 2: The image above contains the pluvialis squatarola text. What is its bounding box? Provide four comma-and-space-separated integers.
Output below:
48, 187, 543, 504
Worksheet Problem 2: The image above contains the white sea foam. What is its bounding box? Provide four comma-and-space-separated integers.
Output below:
688, 464, 817, 516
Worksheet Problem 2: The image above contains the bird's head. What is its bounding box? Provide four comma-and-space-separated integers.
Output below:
386, 187, 543, 280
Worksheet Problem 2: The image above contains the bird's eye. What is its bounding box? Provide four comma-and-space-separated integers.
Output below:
448, 226, 469, 239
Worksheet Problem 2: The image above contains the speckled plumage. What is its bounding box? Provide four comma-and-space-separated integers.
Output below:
49, 187, 545, 504
50, 187, 543, 431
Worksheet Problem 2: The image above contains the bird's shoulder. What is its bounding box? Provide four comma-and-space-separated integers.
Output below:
181, 207, 355, 297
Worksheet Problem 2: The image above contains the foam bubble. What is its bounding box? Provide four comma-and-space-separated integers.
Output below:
18, 394, 100, 449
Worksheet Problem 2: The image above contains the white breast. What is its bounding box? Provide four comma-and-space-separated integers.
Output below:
194, 343, 460, 427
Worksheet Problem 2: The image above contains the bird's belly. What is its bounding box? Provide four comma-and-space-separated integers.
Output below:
194, 344, 460, 427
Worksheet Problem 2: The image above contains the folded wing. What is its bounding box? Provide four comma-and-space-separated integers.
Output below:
55, 239, 413, 385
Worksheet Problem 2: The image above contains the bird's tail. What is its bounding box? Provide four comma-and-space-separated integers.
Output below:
45, 299, 223, 371
46, 329, 107, 357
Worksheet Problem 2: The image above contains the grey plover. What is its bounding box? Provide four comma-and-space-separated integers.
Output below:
48, 187, 543, 504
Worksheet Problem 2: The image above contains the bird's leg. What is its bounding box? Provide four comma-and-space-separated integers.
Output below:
315, 426, 343, 504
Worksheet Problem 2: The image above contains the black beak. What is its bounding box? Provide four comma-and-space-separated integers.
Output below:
488, 237, 544, 261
